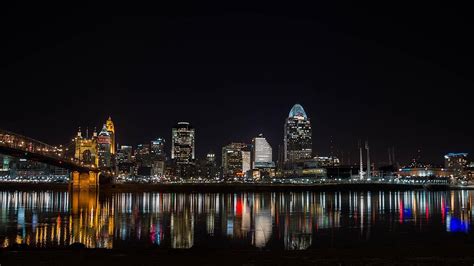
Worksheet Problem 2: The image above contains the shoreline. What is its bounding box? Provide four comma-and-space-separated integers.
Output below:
0, 181, 469, 192
1, 245, 474, 265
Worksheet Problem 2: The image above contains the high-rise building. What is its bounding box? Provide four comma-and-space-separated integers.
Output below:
196, 151, 220, 180
106, 117, 115, 155
222, 143, 249, 177
149, 138, 166, 177
135, 144, 150, 156
135, 143, 151, 165
444, 153, 468, 178
151, 138, 166, 159
242, 150, 251, 174
206, 152, 216, 164
284, 104, 312, 162
97, 124, 112, 169
252, 134, 274, 169
116, 145, 134, 177
116, 145, 133, 164
171, 122, 195, 164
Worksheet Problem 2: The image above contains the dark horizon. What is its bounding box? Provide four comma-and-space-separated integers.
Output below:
2, 2, 473, 165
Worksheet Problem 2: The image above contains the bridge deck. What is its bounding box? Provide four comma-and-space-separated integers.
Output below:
0, 129, 97, 172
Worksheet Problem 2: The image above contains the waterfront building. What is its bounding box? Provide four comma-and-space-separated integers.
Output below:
396, 160, 450, 184
251, 134, 275, 179
97, 124, 112, 169
242, 150, 251, 175
171, 122, 195, 164
466, 165, 474, 183
252, 135, 274, 169
222, 143, 250, 178
196, 151, 220, 180
444, 153, 468, 178
116, 145, 134, 177
279, 160, 326, 179
1, 155, 10, 172
284, 104, 312, 162
314, 156, 341, 167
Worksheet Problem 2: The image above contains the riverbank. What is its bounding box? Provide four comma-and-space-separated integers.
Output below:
103, 182, 434, 193
2, 245, 474, 265
0, 181, 467, 192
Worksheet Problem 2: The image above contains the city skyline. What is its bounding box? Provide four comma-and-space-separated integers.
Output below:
3, 3, 473, 165
2, 3, 474, 264
2, 105, 473, 167
66, 107, 471, 167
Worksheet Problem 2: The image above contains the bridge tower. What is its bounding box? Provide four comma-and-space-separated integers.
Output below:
72, 128, 100, 190
74, 127, 99, 167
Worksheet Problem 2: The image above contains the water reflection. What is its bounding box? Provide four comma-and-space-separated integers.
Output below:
0, 190, 472, 250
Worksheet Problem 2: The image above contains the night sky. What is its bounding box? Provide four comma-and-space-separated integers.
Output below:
2, 2, 473, 165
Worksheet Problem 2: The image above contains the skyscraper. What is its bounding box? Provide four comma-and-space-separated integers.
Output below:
252, 134, 274, 169
151, 138, 166, 159
97, 124, 112, 169
222, 143, 249, 177
116, 145, 133, 164
171, 122, 195, 164
284, 104, 312, 162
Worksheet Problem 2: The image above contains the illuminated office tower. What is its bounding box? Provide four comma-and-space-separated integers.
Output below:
97, 124, 112, 169
151, 138, 166, 159
171, 122, 195, 164
222, 143, 249, 177
252, 134, 274, 169
284, 104, 312, 162
242, 150, 251, 174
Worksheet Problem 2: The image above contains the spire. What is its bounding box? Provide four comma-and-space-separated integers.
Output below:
77, 127, 82, 137
106, 116, 115, 133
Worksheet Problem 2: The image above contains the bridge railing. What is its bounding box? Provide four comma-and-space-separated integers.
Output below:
0, 129, 96, 170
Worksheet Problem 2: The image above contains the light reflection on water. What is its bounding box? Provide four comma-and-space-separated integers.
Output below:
0, 190, 472, 250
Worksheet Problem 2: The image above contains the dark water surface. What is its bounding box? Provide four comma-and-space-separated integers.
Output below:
0, 190, 472, 250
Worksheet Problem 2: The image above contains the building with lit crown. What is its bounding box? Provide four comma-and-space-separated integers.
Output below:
284, 104, 312, 162
97, 124, 112, 169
